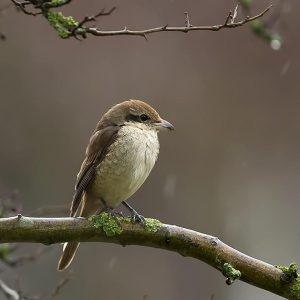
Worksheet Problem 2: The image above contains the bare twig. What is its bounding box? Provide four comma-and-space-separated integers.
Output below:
0, 279, 20, 300
232, 4, 239, 24
0, 190, 21, 217
9, 0, 41, 16
70, 7, 116, 39
82, 5, 272, 38
0, 275, 71, 300
2, 246, 50, 268
184, 12, 192, 28
47, 274, 71, 300
0, 215, 298, 299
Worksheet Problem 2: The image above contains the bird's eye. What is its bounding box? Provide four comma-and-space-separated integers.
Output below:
140, 114, 149, 122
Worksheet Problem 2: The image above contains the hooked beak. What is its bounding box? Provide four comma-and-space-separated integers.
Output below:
154, 119, 175, 131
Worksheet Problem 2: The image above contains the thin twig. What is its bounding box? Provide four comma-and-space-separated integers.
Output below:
0, 279, 20, 300
3, 246, 50, 267
82, 5, 272, 38
47, 274, 71, 300
231, 4, 239, 24
0, 275, 71, 300
184, 12, 192, 28
9, 0, 40, 16
71, 7, 116, 39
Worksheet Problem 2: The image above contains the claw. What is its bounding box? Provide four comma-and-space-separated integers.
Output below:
116, 211, 124, 218
131, 211, 145, 225
122, 201, 145, 225
107, 210, 122, 227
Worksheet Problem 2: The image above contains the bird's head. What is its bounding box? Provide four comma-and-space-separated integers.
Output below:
98, 99, 174, 132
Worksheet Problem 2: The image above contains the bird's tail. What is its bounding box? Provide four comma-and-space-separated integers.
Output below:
57, 242, 80, 271
57, 193, 101, 271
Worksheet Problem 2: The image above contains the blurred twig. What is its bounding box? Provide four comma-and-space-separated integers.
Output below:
0, 275, 71, 300
0, 214, 298, 299
1, 246, 50, 268
0, 190, 21, 217
0, 191, 70, 299
239, 0, 282, 49
0, 279, 20, 300
47, 273, 71, 300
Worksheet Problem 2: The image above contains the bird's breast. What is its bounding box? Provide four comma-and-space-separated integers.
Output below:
91, 125, 159, 207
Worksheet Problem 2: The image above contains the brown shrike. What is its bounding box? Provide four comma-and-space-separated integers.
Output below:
57, 99, 174, 271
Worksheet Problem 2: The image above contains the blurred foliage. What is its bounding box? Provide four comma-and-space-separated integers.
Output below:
239, 0, 282, 50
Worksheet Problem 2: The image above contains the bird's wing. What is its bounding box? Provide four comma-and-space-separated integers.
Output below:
70, 125, 120, 217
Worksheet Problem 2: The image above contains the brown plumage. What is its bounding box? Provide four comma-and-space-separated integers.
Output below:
57, 99, 174, 271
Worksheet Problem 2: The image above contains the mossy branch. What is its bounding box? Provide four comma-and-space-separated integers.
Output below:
0, 214, 299, 299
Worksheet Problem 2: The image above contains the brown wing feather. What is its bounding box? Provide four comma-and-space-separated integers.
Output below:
70, 125, 120, 217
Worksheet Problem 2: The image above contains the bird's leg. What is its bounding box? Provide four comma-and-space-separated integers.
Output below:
96, 199, 121, 226
122, 201, 145, 225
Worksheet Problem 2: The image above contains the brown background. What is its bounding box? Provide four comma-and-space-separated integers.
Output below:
0, 0, 300, 299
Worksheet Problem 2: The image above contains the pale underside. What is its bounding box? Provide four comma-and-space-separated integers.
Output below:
85, 122, 160, 209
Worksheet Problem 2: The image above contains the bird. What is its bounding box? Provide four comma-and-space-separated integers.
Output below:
57, 99, 174, 271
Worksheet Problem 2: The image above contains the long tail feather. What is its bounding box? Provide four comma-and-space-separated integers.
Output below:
57, 242, 80, 271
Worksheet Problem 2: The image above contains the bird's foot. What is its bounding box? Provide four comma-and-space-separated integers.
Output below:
115, 211, 124, 218
121, 201, 145, 225
107, 209, 122, 227
130, 211, 145, 225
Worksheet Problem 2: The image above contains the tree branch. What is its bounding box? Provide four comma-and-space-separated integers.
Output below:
85, 5, 272, 37
0, 214, 299, 299
9, 0, 272, 40
84, 5, 271, 38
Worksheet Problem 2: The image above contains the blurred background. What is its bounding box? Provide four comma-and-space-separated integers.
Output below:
0, 0, 299, 299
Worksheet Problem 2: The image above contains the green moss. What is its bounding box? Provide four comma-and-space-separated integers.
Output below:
50, 0, 67, 5
276, 262, 298, 283
89, 213, 122, 237
276, 262, 298, 273
144, 218, 162, 233
275, 263, 300, 298
222, 263, 241, 285
290, 278, 300, 299
47, 11, 78, 39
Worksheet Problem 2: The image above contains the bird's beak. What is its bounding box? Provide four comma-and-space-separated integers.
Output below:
154, 119, 175, 131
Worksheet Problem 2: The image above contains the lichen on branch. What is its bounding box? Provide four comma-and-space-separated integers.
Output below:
47, 11, 78, 39
89, 213, 122, 237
